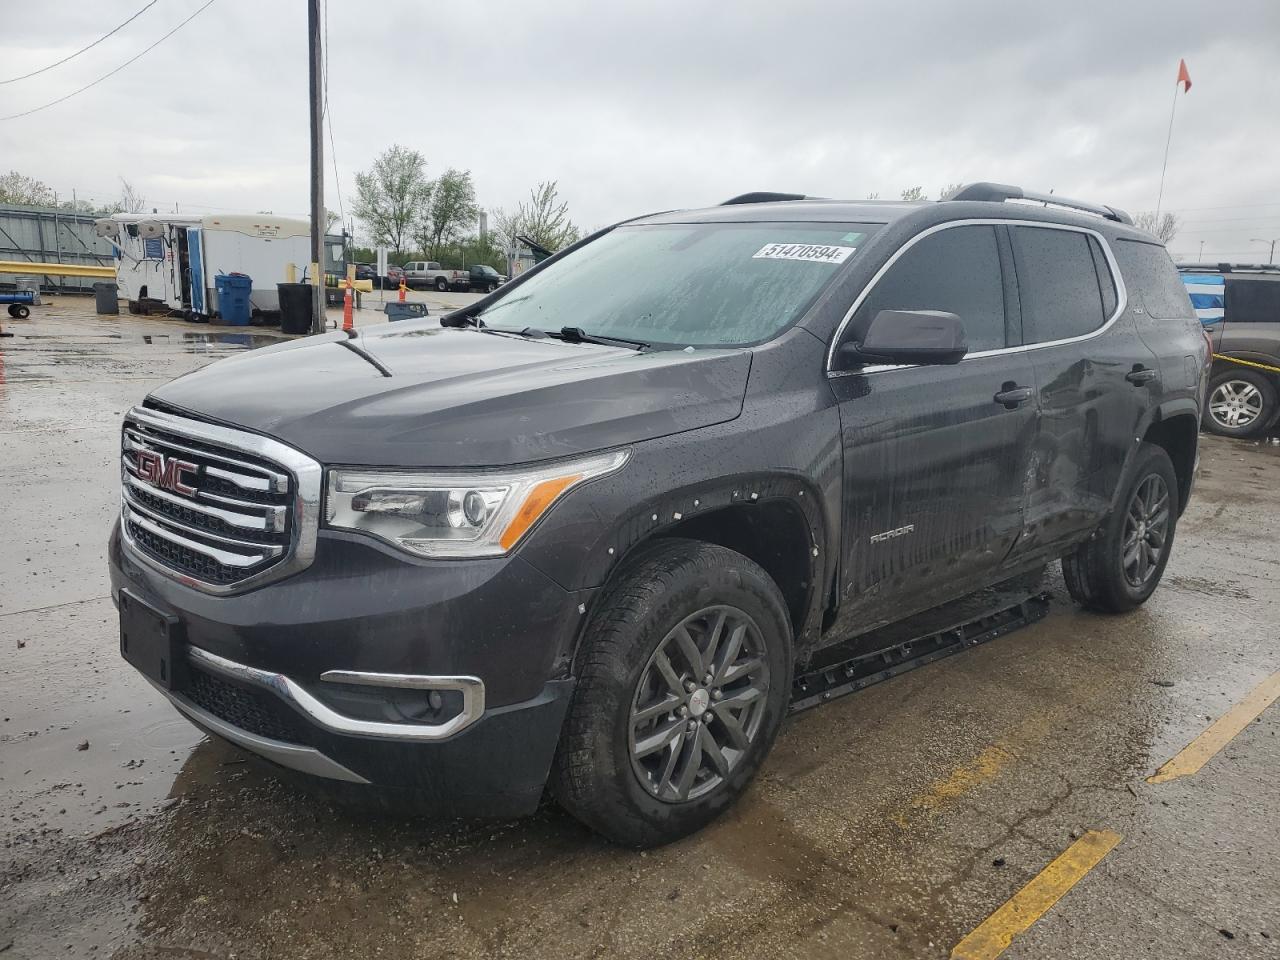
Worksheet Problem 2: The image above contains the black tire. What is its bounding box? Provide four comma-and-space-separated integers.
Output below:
1202, 367, 1278, 438
552, 539, 793, 847
1063, 442, 1179, 613
486, 282, 497, 293
434, 277, 448, 292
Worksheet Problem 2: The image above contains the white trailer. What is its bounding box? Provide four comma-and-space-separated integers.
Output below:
95, 213, 317, 317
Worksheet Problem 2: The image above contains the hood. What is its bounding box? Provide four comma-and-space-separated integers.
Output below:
148, 322, 751, 467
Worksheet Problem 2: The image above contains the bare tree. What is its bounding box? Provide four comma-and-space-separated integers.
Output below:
865, 191, 881, 200
416, 168, 480, 260
1132, 211, 1181, 244
0, 170, 54, 206
352, 145, 431, 255
118, 178, 147, 213
900, 186, 926, 201
938, 182, 964, 200
497, 181, 580, 253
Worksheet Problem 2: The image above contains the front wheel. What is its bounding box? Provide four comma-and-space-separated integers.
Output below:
552, 539, 792, 847
1203, 367, 1277, 438
1063, 442, 1179, 613
486, 282, 497, 293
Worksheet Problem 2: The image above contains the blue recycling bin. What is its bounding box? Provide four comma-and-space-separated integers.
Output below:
214, 273, 253, 326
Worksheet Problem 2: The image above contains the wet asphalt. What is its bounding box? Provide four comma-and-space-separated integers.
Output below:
1, 297, 1277, 959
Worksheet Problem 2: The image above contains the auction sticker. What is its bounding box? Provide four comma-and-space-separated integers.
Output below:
753, 242, 856, 264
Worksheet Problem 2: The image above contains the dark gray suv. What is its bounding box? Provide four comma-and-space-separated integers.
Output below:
109, 182, 1208, 846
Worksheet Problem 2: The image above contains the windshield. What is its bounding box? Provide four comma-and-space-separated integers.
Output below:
477, 221, 877, 347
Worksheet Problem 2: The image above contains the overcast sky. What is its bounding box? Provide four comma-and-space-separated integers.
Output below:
4, 0, 1279, 260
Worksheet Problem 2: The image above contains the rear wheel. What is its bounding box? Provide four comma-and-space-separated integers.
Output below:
1063, 442, 1179, 613
552, 539, 792, 847
1203, 367, 1277, 438
434, 277, 448, 292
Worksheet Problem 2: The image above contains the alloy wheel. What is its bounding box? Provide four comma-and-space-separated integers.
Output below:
1122, 474, 1170, 587
1209, 379, 1263, 429
628, 605, 770, 803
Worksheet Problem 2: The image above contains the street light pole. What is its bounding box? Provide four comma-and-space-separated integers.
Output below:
307, 0, 325, 334
1251, 238, 1278, 265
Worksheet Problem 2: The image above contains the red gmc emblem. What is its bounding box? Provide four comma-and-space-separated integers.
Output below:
135, 449, 199, 497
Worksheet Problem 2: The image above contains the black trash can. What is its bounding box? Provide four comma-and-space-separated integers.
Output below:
93, 281, 119, 315
277, 282, 315, 335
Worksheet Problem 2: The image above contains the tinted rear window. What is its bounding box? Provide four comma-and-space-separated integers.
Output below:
1225, 278, 1280, 323
1010, 226, 1106, 343
1113, 239, 1195, 319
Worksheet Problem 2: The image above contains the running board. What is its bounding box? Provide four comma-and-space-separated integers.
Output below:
789, 592, 1052, 714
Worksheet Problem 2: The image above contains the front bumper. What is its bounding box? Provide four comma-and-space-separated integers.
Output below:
109, 521, 584, 817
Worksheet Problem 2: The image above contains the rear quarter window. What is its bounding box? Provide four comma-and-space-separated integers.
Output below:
1113, 239, 1195, 320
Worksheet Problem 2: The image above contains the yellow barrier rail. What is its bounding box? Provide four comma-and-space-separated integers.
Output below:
1212, 352, 1280, 376
0, 260, 116, 279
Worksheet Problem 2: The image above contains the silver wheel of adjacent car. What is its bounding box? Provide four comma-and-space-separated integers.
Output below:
1208, 379, 1264, 430
1122, 474, 1170, 588
628, 605, 770, 803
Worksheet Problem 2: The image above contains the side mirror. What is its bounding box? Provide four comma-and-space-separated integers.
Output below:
838, 309, 968, 367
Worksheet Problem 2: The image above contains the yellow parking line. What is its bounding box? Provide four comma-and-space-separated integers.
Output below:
1147, 670, 1280, 784
950, 830, 1122, 960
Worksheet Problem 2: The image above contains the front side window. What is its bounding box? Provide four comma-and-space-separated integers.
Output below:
476, 221, 877, 347
845, 224, 1008, 355
1011, 226, 1106, 343
1225, 278, 1280, 324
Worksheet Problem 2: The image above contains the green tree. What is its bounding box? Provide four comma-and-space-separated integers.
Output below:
352, 145, 431, 256
0, 170, 54, 206
900, 186, 926, 201
494, 181, 580, 253
416, 168, 479, 260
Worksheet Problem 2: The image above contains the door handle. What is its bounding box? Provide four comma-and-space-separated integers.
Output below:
993, 383, 1033, 409
1126, 366, 1159, 386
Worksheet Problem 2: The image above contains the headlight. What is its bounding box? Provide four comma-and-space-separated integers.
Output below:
325, 449, 629, 558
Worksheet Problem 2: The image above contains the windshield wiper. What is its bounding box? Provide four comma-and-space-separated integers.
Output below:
550, 326, 648, 351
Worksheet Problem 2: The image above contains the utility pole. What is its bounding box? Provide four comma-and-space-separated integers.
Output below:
1251, 238, 1278, 265
307, 0, 325, 334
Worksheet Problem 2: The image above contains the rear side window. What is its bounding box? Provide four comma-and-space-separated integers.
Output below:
1010, 226, 1106, 343
1113, 239, 1195, 319
1225, 278, 1280, 323
851, 224, 1007, 352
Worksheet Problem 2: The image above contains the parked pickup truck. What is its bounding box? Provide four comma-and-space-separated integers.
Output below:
402, 260, 469, 292
110, 182, 1208, 847
467, 264, 508, 293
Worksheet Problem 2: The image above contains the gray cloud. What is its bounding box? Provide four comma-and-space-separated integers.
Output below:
5, 0, 1279, 260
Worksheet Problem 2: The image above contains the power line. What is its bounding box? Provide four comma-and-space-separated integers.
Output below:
0, 0, 216, 122
0, 0, 160, 85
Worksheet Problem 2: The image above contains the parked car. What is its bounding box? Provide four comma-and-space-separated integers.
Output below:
353, 263, 379, 285
110, 182, 1208, 847
384, 264, 407, 290
403, 260, 469, 292
1179, 263, 1280, 437
468, 264, 508, 293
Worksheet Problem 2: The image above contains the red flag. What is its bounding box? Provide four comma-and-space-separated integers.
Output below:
1177, 59, 1192, 93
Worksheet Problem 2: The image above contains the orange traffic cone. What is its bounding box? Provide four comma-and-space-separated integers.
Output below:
342, 279, 354, 332
398, 277, 407, 303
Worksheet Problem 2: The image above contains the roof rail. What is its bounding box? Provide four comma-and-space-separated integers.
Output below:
721, 192, 808, 205
1176, 262, 1280, 274
943, 181, 1133, 226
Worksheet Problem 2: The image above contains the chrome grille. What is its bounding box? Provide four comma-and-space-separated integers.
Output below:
119, 406, 322, 594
